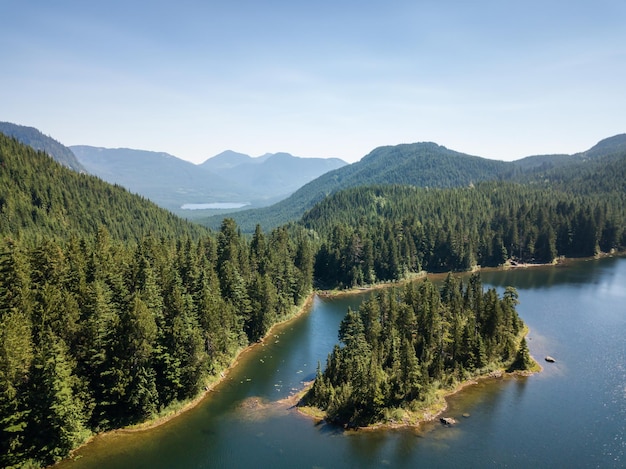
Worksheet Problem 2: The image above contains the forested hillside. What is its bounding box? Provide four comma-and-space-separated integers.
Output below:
0, 136, 314, 467
514, 136, 626, 195
298, 136, 626, 427
203, 135, 626, 233
0, 122, 86, 173
511, 134, 626, 189
0, 134, 207, 241
303, 183, 626, 288
1, 130, 625, 466
202, 142, 512, 232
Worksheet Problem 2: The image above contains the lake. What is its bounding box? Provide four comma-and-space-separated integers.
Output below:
58, 257, 626, 468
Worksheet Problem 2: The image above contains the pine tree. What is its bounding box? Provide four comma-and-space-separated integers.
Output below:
0, 310, 33, 467
27, 332, 89, 465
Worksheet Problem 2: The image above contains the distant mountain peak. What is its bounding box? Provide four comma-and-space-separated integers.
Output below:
200, 150, 254, 169
70, 145, 346, 215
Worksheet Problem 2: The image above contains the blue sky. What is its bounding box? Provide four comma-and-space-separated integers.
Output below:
2, 0, 625, 163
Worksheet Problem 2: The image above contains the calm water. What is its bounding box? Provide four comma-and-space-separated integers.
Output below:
59, 257, 626, 468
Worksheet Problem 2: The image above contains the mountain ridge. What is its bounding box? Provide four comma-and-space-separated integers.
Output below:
0, 134, 207, 241
201, 134, 626, 232
0, 121, 86, 172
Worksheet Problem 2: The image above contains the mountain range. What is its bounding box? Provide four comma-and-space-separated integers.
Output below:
0, 121, 347, 217
0, 132, 207, 241
201, 134, 626, 232
201, 150, 347, 197
2, 118, 625, 469
2, 120, 624, 234
70, 146, 347, 216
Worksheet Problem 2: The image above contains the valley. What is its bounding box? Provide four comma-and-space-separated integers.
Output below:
0, 123, 625, 468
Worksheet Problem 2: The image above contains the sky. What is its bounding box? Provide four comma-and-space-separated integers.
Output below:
2, 0, 626, 164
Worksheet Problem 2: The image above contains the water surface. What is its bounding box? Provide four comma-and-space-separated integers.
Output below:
60, 257, 626, 468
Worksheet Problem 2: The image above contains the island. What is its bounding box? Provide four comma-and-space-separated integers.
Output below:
298, 273, 540, 428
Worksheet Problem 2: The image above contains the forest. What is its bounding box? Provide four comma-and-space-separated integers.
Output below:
305, 184, 625, 288
1, 132, 625, 467
0, 135, 313, 467
203, 134, 626, 233
302, 274, 534, 426
0, 222, 313, 468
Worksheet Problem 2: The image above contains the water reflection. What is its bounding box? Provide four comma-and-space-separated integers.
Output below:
480, 256, 622, 290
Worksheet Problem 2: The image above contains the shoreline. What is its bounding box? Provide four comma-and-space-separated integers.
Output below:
317, 251, 626, 299
124, 292, 317, 432
294, 359, 541, 433
59, 292, 317, 463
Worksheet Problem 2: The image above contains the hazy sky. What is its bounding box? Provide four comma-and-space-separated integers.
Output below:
2, 1, 625, 163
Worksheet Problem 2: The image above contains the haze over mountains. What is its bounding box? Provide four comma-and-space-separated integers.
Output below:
2, 120, 625, 233
0, 121, 347, 217
201, 150, 347, 197
70, 146, 347, 216
3, 114, 626, 469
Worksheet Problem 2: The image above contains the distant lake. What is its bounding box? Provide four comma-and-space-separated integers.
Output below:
180, 202, 250, 210
58, 256, 626, 468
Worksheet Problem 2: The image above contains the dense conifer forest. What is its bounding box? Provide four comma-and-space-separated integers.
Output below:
304, 183, 626, 288
0, 133, 207, 242
204, 134, 626, 233
1, 131, 625, 466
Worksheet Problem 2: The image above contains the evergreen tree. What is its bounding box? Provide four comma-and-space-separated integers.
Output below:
27, 333, 89, 465
0, 310, 33, 467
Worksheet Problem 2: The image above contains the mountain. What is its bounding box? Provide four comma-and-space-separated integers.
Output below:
199, 150, 267, 170
0, 121, 86, 172
510, 153, 573, 171
577, 133, 626, 160
0, 134, 207, 241
512, 134, 626, 171
201, 142, 512, 232
201, 135, 626, 233
510, 134, 626, 193
72, 146, 346, 216
71, 146, 249, 214
200, 151, 347, 199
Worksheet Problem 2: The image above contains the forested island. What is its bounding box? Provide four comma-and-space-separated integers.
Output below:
299, 274, 537, 428
1, 131, 626, 467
